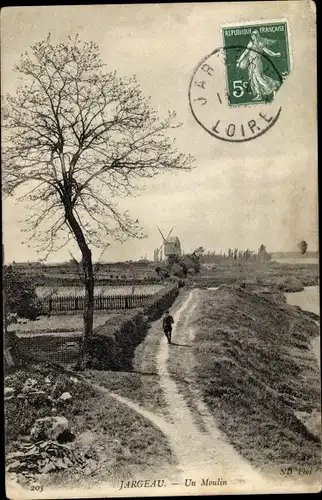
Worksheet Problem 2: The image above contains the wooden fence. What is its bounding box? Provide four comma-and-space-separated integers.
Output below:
42, 294, 150, 313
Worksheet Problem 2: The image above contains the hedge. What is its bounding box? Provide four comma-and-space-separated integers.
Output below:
89, 284, 179, 370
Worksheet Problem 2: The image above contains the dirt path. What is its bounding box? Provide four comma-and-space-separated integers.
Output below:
156, 289, 265, 488
83, 291, 264, 491
81, 289, 264, 489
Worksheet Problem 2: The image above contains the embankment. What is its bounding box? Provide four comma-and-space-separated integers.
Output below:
191, 286, 320, 472
195, 261, 319, 289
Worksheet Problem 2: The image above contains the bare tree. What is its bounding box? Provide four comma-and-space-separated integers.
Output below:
3, 35, 194, 368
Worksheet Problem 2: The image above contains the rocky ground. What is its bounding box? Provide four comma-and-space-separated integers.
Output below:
4, 363, 175, 491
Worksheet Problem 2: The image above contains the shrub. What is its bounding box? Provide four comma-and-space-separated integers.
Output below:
4, 266, 44, 324
171, 263, 185, 278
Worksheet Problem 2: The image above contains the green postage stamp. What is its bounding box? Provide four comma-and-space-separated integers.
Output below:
222, 21, 290, 106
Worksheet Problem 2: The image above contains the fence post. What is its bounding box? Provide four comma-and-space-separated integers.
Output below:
125, 296, 129, 309
49, 297, 52, 313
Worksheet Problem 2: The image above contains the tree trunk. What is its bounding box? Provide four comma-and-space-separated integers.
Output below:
78, 248, 94, 369
64, 209, 94, 370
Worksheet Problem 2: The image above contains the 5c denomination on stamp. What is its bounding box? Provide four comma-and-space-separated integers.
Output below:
223, 21, 290, 106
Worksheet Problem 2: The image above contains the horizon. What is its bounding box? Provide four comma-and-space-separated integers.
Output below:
4, 248, 319, 266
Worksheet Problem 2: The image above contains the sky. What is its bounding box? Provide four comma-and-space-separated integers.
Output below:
1, 2, 318, 263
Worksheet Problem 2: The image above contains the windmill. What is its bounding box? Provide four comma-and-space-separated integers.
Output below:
154, 227, 173, 262
154, 227, 181, 261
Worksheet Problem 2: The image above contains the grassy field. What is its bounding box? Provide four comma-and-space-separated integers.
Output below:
8, 312, 116, 334
18, 261, 160, 288
194, 261, 319, 289
168, 286, 320, 478
5, 363, 176, 489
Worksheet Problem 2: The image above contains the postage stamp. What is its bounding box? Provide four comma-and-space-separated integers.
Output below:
222, 21, 291, 106
189, 20, 292, 142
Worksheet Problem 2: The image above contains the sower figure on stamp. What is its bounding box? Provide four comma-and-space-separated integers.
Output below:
236, 30, 281, 101
163, 310, 174, 344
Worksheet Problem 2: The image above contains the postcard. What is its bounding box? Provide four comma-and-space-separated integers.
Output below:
2, 1, 320, 498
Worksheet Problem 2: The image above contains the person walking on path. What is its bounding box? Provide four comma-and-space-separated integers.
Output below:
162, 310, 174, 344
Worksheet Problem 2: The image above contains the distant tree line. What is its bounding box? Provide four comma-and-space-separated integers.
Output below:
200, 245, 271, 263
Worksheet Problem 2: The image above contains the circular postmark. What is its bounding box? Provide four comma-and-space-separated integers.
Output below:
189, 46, 283, 142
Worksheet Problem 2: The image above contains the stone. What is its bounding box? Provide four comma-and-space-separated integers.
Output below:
21, 436, 31, 443
4, 387, 15, 397
30, 416, 69, 441
7, 473, 18, 482
69, 376, 78, 384
6, 461, 21, 472
274, 276, 304, 293
44, 377, 51, 384
63, 457, 73, 467
59, 392, 72, 401
296, 410, 321, 440
55, 458, 68, 469
42, 462, 56, 473
22, 378, 38, 393
27, 390, 47, 396
7, 451, 25, 460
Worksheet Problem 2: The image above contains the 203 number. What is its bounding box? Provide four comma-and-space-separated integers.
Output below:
31, 485, 43, 492
232, 80, 249, 98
